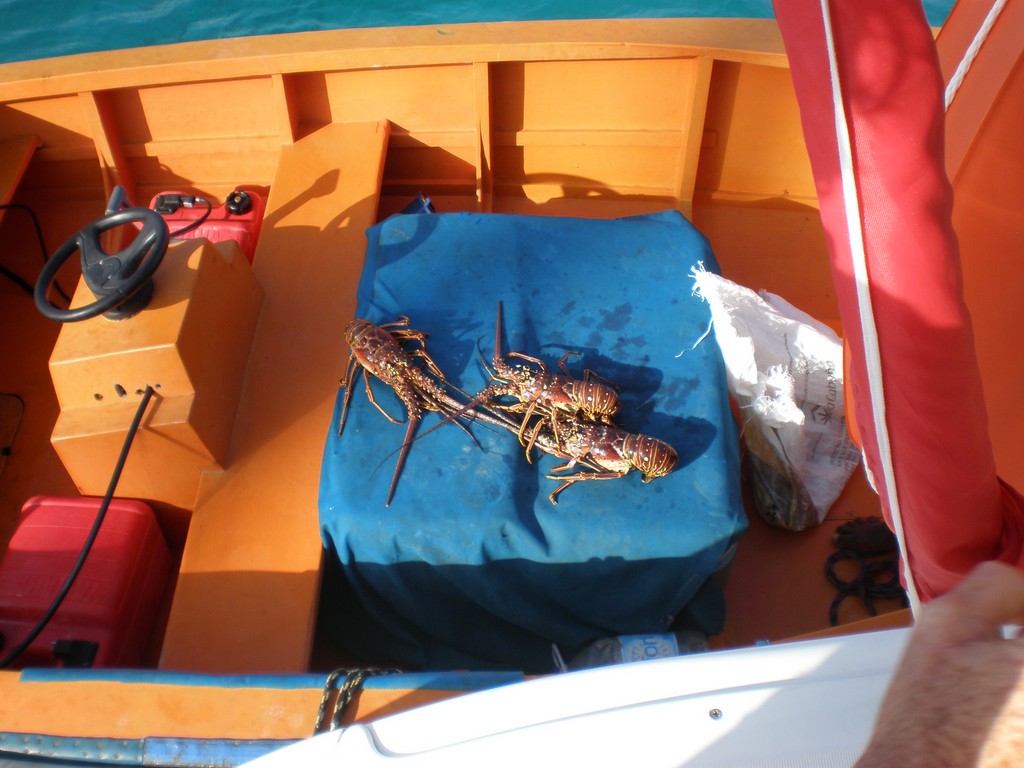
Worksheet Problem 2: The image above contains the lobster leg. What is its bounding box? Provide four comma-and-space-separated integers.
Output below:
519, 409, 568, 461
378, 316, 411, 330
363, 373, 405, 425
382, 316, 447, 380
517, 411, 542, 463
505, 350, 549, 370
556, 351, 582, 376
558, 351, 617, 390
545, 469, 628, 505
407, 347, 445, 380
516, 400, 541, 449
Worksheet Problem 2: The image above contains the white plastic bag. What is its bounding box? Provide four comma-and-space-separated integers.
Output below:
692, 267, 861, 531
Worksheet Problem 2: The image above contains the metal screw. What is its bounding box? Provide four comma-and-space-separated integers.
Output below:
709, 708, 723, 720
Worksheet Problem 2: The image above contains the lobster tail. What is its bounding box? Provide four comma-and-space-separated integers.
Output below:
630, 434, 678, 482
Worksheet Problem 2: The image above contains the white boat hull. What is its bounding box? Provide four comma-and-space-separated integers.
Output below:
245, 628, 909, 767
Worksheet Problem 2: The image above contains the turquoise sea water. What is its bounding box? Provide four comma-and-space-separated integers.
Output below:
0, 0, 955, 66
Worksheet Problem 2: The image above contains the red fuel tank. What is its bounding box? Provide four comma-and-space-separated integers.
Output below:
149, 188, 265, 263
0, 496, 170, 668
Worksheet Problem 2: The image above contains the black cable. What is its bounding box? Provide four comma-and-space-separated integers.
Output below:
0, 262, 33, 295
0, 385, 156, 668
169, 198, 212, 238
0, 202, 71, 304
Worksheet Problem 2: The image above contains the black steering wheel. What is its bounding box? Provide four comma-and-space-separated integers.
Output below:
35, 207, 169, 322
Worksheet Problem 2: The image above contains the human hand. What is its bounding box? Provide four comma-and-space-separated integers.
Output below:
855, 560, 1024, 767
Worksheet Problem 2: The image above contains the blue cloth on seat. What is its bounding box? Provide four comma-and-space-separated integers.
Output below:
318, 210, 746, 672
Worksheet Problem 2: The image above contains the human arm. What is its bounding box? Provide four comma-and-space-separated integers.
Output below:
855, 560, 1024, 767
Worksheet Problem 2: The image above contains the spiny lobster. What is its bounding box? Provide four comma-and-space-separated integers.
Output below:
338, 316, 477, 507
401, 384, 678, 505
398, 301, 621, 450
521, 417, 679, 505
479, 301, 622, 448
341, 314, 677, 507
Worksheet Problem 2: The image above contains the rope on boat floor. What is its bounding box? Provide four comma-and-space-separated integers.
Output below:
825, 550, 909, 627
315, 667, 400, 733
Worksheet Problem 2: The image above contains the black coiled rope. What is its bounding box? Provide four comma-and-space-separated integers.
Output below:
826, 549, 909, 627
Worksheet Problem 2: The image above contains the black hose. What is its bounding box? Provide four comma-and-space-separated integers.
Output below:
0, 202, 71, 305
168, 198, 213, 237
0, 262, 33, 295
0, 385, 156, 668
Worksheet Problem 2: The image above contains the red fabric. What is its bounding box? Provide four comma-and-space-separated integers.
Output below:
773, 0, 1024, 599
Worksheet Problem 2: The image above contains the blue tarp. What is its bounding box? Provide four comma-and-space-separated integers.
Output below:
318, 210, 746, 671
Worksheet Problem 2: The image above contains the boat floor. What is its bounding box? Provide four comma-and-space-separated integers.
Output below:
0, 184, 907, 677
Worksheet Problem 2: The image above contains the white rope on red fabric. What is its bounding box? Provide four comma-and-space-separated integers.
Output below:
944, 0, 1009, 111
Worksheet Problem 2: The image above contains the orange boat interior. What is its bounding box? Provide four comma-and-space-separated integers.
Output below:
0, 3, 1020, 738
